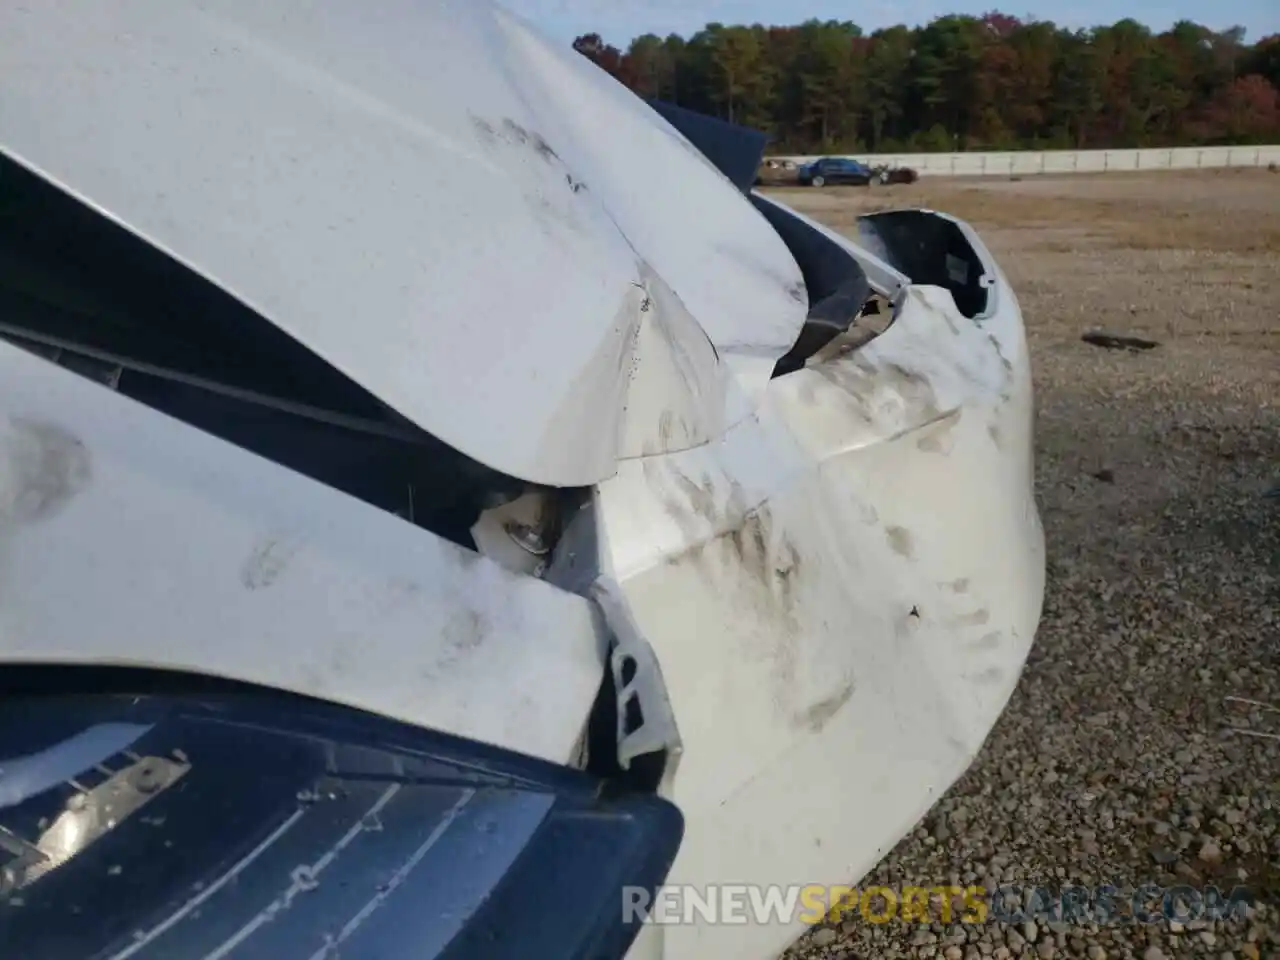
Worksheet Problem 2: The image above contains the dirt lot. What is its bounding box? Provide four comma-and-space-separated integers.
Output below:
772, 171, 1280, 960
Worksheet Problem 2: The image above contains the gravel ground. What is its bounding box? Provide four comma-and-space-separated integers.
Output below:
773, 171, 1280, 960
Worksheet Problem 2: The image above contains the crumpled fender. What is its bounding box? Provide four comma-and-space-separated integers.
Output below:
596, 201, 1044, 960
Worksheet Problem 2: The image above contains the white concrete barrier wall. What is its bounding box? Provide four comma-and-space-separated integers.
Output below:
772, 145, 1280, 177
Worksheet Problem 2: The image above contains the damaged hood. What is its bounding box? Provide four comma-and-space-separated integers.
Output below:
0, 0, 806, 486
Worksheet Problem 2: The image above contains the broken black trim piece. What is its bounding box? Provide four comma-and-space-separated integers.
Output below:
750, 195, 873, 377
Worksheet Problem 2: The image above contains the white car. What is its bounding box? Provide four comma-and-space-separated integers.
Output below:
0, 2, 1044, 958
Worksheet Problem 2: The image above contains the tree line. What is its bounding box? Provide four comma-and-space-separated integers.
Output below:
571, 16, 1280, 153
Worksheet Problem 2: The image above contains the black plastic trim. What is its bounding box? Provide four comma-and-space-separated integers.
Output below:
750, 195, 873, 377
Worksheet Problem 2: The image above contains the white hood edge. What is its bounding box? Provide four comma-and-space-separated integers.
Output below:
0, 0, 807, 487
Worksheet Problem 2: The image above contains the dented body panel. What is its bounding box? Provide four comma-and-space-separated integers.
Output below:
597, 202, 1044, 959
0, 4, 1043, 959
0, 0, 803, 488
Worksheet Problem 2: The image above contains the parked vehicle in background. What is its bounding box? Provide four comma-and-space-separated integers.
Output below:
872, 163, 921, 184
798, 156, 878, 186
798, 158, 922, 187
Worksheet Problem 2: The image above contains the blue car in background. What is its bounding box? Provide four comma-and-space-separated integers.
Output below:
798, 156, 889, 186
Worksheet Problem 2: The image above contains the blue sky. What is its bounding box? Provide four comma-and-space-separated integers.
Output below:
509, 0, 1278, 47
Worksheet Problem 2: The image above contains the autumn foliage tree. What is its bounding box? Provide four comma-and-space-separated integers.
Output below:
1195, 74, 1280, 140
571, 15, 1280, 151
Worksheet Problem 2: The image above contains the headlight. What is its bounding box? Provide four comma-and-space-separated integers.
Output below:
0, 675, 682, 959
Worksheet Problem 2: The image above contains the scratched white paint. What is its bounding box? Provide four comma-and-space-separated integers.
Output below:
0, 0, 804, 488
0, 4, 1045, 958
0, 342, 606, 764
601, 203, 1044, 960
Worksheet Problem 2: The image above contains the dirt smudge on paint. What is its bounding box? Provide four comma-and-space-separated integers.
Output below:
987, 333, 1014, 374
952, 608, 991, 627
917, 433, 945, 453
915, 408, 962, 454
1, 418, 91, 525
658, 475, 807, 721
434, 607, 490, 672
812, 354, 945, 435
469, 114, 590, 241
973, 630, 1003, 650
797, 679, 855, 732
885, 525, 915, 559
658, 410, 675, 445
725, 504, 803, 617
376, 577, 423, 616
671, 469, 718, 528
241, 537, 303, 590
